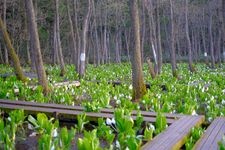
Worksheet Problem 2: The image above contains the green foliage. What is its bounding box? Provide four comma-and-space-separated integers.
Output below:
185, 126, 204, 150
75, 113, 89, 133
0, 110, 25, 150
114, 108, 142, 149
155, 112, 167, 135
78, 129, 101, 150
28, 113, 59, 135
97, 118, 115, 145
218, 136, 225, 150
144, 123, 155, 141
0, 63, 225, 149
59, 127, 76, 149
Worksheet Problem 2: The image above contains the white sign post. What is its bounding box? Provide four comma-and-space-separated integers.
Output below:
80, 53, 85, 62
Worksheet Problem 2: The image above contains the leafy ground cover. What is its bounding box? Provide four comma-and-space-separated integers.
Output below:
0, 109, 167, 149
0, 63, 224, 149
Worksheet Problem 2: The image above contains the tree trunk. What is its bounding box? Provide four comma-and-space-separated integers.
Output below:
129, 0, 147, 102
125, 29, 131, 62
66, 0, 77, 70
0, 18, 27, 82
54, 0, 65, 76
201, 26, 209, 65
169, 0, 177, 77
79, 0, 91, 77
73, 0, 81, 72
156, 0, 162, 74
0, 44, 3, 63
185, 0, 195, 72
147, 58, 156, 79
3, 0, 9, 65
25, 0, 49, 94
209, 11, 215, 68
92, 0, 100, 66
222, 0, 225, 63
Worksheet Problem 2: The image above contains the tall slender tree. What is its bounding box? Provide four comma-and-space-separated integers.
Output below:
79, 0, 91, 77
209, 10, 215, 68
156, 0, 163, 74
0, 18, 27, 82
185, 0, 195, 72
25, 0, 49, 94
3, 0, 9, 64
66, 0, 77, 70
54, 0, 65, 76
222, 0, 225, 62
129, 0, 147, 102
169, 0, 177, 77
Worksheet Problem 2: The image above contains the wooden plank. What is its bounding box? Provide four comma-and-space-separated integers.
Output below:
211, 120, 225, 148
0, 99, 181, 122
194, 117, 225, 150
0, 99, 183, 118
142, 115, 205, 150
0, 100, 176, 124
159, 116, 198, 149
142, 116, 191, 149
169, 116, 204, 149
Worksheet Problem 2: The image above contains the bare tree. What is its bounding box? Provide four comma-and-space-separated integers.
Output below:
156, 0, 163, 74
79, 0, 91, 77
66, 0, 77, 70
169, 0, 178, 77
54, 0, 65, 76
25, 0, 49, 94
185, 0, 195, 72
209, 10, 215, 68
3, 0, 8, 64
129, 0, 147, 102
0, 17, 27, 82
222, 0, 225, 62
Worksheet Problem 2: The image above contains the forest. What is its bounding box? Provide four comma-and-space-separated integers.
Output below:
0, 0, 225, 150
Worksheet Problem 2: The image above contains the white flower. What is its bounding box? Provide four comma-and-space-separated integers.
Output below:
51, 145, 55, 150
156, 94, 161, 99
119, 94, 124, 97
222, 89, 225, 94
201, 87, 205, 93
6, 92, 10, 98
113, 96, 118, 100
14, 88, 19, 93
208, 117, 213, 122
106, 118, 115, 126
60, 97, 65, 103
116, 100, 121, 104
192, 110, 197, 116
116, 140, 120, 148
129, 85, 133, 90
149, 123, 155, 131
52, 129, 58, 137
222, 99, 225, 105
29, 132, 37, 137
111, 118, 116, 124
127, 95, 132, 100
7, 117, 11, 122
106, 118, 112, 125
28, 123, 34, 130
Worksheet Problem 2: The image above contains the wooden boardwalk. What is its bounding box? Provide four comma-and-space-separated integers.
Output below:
0, 99, 209, 149
194, 117, 225, 150
0, 99, 179, 124
142, 115, 205, 150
